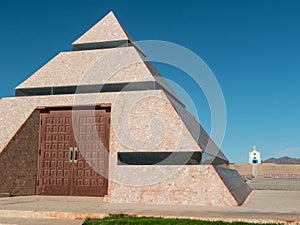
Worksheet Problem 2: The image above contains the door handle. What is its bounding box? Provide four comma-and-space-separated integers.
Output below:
69, 147, 73, 163
74, 147, 78, 164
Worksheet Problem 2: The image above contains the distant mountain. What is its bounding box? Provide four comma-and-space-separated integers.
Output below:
263, 156, 300, 164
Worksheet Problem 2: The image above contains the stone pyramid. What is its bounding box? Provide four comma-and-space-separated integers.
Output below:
0, 11, 251, 206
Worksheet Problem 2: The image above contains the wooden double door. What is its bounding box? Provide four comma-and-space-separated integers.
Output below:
37, 107, 110, 197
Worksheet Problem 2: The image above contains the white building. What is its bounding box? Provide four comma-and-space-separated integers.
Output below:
249, 146, 262, 164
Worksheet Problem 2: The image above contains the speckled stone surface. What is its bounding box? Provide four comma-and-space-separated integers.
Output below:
0, 111, 39, 196
72, 11, 131, 45
16, 47, 155, 89
107, 165, 242, 206
1, 90, 249, 206
0, 90, 200, 154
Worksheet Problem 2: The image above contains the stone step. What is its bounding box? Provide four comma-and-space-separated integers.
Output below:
0, 210, 106, 221
0, 217, 83, 225
0, 194, 12, 198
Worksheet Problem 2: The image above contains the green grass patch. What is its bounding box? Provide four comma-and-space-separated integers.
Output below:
83, 214, 280, 225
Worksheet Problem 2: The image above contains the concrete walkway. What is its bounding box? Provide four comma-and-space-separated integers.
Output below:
0, 190, 299, 225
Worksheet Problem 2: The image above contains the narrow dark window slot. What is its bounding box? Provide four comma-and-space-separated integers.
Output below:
118, 151, 202, 165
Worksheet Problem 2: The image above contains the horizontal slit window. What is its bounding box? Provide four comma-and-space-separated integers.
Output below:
118, 151, 202, 165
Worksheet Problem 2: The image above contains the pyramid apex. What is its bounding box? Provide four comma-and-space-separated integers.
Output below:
72, 11, 133, 51
104, 11, 119, 21
107, 10, 116, 16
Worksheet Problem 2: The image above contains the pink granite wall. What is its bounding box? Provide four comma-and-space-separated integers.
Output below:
0, 91, 251, 205
0, 91, 200, 154
106, 165, 240, 206
0, 111, 39, 196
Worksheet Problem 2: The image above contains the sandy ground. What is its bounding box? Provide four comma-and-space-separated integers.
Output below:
248, 178, 300, 190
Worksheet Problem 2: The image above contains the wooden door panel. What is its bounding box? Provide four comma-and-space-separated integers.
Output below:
73, 109, 109, 197
37, 110, 73, 196
37, 108, 110, 197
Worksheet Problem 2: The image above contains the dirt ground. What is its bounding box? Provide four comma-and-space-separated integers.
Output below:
247, 178, 300, 190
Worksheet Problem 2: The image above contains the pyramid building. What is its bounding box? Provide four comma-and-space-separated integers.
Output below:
0, 12, 251, 206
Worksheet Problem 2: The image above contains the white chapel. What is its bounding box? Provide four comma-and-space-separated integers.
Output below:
249, 146, 262, 164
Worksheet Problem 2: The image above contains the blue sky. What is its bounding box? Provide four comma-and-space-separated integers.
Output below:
0, 0, 300, 162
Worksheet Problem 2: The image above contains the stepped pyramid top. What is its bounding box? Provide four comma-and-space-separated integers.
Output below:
72, 11, 133, 50
15, 11, 170, 97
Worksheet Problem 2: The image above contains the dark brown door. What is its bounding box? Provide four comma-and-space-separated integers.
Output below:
37, 110, 73, 195
37, 108, 110, 197
72, 109, 109, 196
